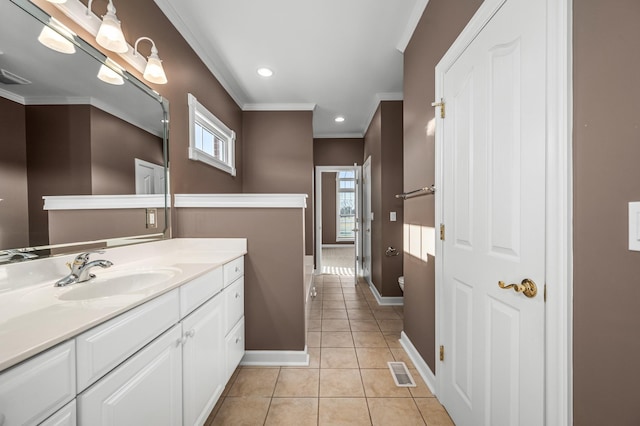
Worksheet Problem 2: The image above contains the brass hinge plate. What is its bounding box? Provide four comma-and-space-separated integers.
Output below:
432, 99, 445, 118
439, 345, 444, 361
440, 224, 445, 241
544, 284, 547, 302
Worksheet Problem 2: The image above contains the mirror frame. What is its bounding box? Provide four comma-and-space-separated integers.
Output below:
2, 0, 170, 263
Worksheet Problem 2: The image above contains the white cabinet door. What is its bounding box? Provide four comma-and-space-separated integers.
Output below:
182, 294, 225, 426
0, 341, 75, 426
77, 325, 182, 426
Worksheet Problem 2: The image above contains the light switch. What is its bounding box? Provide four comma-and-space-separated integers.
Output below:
629, 202, 640, 251
390, 211, 397, 222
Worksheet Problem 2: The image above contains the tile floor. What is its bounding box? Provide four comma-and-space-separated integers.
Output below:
206, 274, 454, 425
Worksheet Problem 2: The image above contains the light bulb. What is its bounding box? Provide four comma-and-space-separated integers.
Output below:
38, 25, 76, 54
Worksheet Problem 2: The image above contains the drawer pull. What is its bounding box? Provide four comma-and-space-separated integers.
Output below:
176, 337, 185, 347
235, 292, 240, 299
186, 329, 196, 338
235, 337, 241, 344
234, 266, 240, 273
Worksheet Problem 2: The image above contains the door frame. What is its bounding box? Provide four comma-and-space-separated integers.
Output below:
433, 0, 573, 424
362, 156, 372, 285
314, 165, 362, 274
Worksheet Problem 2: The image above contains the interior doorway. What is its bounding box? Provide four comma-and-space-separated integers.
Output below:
315, 165, 361, 279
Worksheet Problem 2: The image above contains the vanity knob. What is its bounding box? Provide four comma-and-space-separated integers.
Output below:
235, 266, 240, 273
235, 337, 241, 344
235, 292, 240, 299
176, 337, 185, 347
186, 329, 196, 338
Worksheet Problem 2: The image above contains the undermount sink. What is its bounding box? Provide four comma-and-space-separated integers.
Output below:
58, 267, 180, 301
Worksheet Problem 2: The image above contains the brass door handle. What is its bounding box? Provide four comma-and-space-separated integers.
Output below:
498, 278, 537, 298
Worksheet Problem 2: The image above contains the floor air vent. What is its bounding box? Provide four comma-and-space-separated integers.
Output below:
0, 69, 31, 85
388, 361, 416, 387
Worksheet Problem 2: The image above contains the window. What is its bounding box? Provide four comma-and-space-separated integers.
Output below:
188, 93, 236, 176
336, 170, 356, 241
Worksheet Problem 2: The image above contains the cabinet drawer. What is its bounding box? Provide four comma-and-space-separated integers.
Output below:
225, 317, 244, 382
0, 341, 75, 426
77, 324, 183, 426
224, 277, 244, 335
39, 400, 76, 426
223, 257, 244, 287
76, 290, 179, 392
180, 267, 223, 318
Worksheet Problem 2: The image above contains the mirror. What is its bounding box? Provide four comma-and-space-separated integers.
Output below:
0, 0, 169, 263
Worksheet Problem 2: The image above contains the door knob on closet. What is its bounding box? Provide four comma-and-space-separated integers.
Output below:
498, 278, 537, 298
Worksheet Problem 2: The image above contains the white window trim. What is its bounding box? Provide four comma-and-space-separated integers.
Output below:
188, 93, 236, 176
335, 175, 356, 242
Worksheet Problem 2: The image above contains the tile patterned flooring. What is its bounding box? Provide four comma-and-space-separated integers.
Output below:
206, 274, 454, 425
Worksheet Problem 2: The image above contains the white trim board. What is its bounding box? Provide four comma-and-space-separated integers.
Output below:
174, 194, 308, 209
43, 194, 170, 210
240, 349, 309, 367
432, 0, 573, 424
367, 280, 404, 306
396, 0, 430, 53
242, 103, 316, 111
400, 332, 437, 395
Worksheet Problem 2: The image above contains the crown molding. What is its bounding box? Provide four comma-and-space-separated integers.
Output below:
314, 133, 364, 139
0, 87, 26, 105
396, 0, 430, 53
242, 103, 317, 111
362, 92, 404, 134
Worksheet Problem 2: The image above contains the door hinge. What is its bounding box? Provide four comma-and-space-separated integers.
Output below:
432, 98, 445, 118
440, 345, 445, 361
544, 284, 547, 302
440, 224, 445, 241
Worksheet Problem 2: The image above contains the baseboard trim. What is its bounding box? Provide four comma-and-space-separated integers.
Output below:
368, 280, 404, 306
240, 348, 310, 366
400, 331, 437, 396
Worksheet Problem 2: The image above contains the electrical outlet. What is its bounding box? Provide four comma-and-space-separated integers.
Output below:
146, 208, 157, 229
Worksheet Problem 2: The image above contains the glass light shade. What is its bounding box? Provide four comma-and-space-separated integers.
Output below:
97, 64, 124, 85
37, 26, 75, 54
143, 53, 168, 85
96, 7, 128, 53
46, 0, 68, 3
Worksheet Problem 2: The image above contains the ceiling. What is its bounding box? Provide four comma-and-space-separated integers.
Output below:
153, 0, 427, 138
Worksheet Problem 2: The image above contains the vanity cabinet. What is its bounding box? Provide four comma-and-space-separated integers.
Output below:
0, 255, 245, 426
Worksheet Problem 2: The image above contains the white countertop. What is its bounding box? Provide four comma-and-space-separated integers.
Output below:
0, 238, 247, 372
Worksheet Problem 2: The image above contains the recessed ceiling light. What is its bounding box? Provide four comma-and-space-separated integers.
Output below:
334, 116, 345, 123
257, 67, 274, 77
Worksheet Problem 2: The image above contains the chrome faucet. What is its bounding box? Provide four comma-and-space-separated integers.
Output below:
0, 249, 38, 262
55, 251, 113, 287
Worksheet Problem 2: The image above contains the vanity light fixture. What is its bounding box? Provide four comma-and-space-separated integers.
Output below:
87, 0, 128, 53
97, 58, 124, 85
37, 19, 76, 54
257, 67, 274, 77
45, 0, 68, 3
134, 37, 168, 85
334, 116, 345, 123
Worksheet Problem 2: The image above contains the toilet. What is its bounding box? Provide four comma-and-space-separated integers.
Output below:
398, 276, 404, 293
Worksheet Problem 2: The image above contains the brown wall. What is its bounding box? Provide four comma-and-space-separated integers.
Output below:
48, 209, 166, 246
242, 111, 314, 255
313, 138, 364, 167
0, 97, 29, 249
573, 1, 640, 423
26, 105, 93, 246
176, 207, 306, 351
402, 0, 482, 369
321, 172, 338, 245
90, 107, 163, 195
364, 101, 404, 297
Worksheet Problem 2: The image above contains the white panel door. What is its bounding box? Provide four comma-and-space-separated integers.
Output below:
439, 0, 546, 425
362, 157, 372, 284
135, 158, 164, 195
